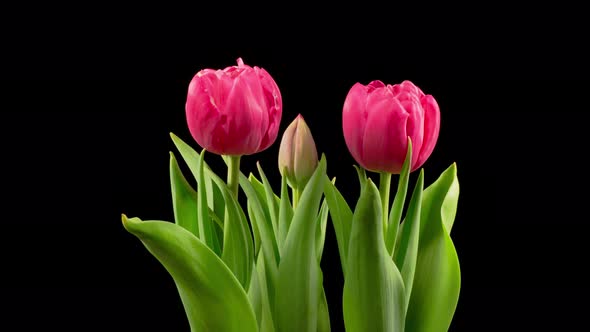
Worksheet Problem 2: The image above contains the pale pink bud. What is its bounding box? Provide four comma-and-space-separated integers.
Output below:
278, 114, 319, 189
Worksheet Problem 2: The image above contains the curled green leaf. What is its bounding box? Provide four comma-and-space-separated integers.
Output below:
122, 216, 257, 332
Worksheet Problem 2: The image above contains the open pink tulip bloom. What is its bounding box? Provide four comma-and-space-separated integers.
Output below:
342, 80, 440, 174
186, 58, 282, 155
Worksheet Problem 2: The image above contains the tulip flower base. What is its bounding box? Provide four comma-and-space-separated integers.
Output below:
122, 59, 461, 332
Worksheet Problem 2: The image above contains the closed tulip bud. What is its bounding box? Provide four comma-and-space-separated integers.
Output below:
278, 114, 319, 189
342, 80, 440, 173
185, 58, 282, 156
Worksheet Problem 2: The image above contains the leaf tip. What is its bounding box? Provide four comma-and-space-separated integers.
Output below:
121, 213, 131, 231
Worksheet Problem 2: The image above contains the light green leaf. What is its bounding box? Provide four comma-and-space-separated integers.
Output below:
393, 169, 423, 311
197, 150, 221, 255
248, 173, 276, 247
257, 162, 280, 238
205, 172, 225, 249
247, 201, 262, 256
169, 133, 220, 255
169, 152, 199, 237
353, 165, 367, 187
238, 172, 280, 317
205, 160, 254, 290
405, 163, 461, 332
386, 139, 412, 256
315, 197, 329, 262
122, 216, 257, 332
323, 176, 353, 277
278, 172, 293, 253
239, 173, 280, 267
275, 156, 327, 332
343, 179, 405, 332
248, 252, 276, 332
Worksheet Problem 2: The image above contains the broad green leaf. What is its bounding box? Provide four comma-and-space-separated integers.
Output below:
169, 152, 199, 237
317, 270, 331, 332
386, 139, 412, 256
275, 156, 327, 332
197, 150, 221, 255
393, 169, 423, 311
122, 216, 257, 332
205, 160, 254, 290
323, 176, 353, 277
278, 173, 293, 253
343, 179, 405, 332
405, 163, 461, 332
257, 162, 280, 239
315, 196, 329, 261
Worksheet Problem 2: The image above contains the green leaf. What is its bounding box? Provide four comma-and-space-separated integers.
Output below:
256, 162, 280, 243
205, 172, 226, 249
170, 133, 201, 181
353, 165, 367, 187
323, 176, 353, 277
169, 152, 199, 237
247, 201, 262, 256
343, 179, 405, 332
249, 173, 276, 247
248, 252, 276, 332
205, 160, 254, 290
315, 196, 329, 262
405, 163, 461, 332
386, 139, 412, 256
239, 173, 280, 267
169, 133, 220, 255
393, 169, 423, 311
275, 156, 327, 332
238, 172, 280, 316
122, 216, 257, 332
197, 150, 221, 256
278, 172, 293, 253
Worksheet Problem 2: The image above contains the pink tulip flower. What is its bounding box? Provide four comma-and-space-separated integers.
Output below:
186, 58, 282, 155
342, 80, 440, 173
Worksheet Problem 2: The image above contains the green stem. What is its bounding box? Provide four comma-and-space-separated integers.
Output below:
379, 172, 392, 238
292, 187, 301, 210
227, 155, 241, 200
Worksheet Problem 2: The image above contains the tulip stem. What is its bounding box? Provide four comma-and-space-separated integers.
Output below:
379, 172, 392, 237
292, 187, 301, 210
227, 155, 241, 199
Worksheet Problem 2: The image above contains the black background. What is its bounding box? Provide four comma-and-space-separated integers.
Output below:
1, 4, 589, 331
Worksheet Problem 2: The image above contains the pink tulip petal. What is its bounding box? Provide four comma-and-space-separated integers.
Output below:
343, 83, 369, 165
414, 94, 440, 169
186, 73, 222, 150
401, 96, 424, 169
361, 89, 409, 173
257, 67, 282, 151
223, 72, 266, 155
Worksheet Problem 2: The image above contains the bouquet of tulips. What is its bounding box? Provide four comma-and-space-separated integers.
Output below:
122, 58, 460, 332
